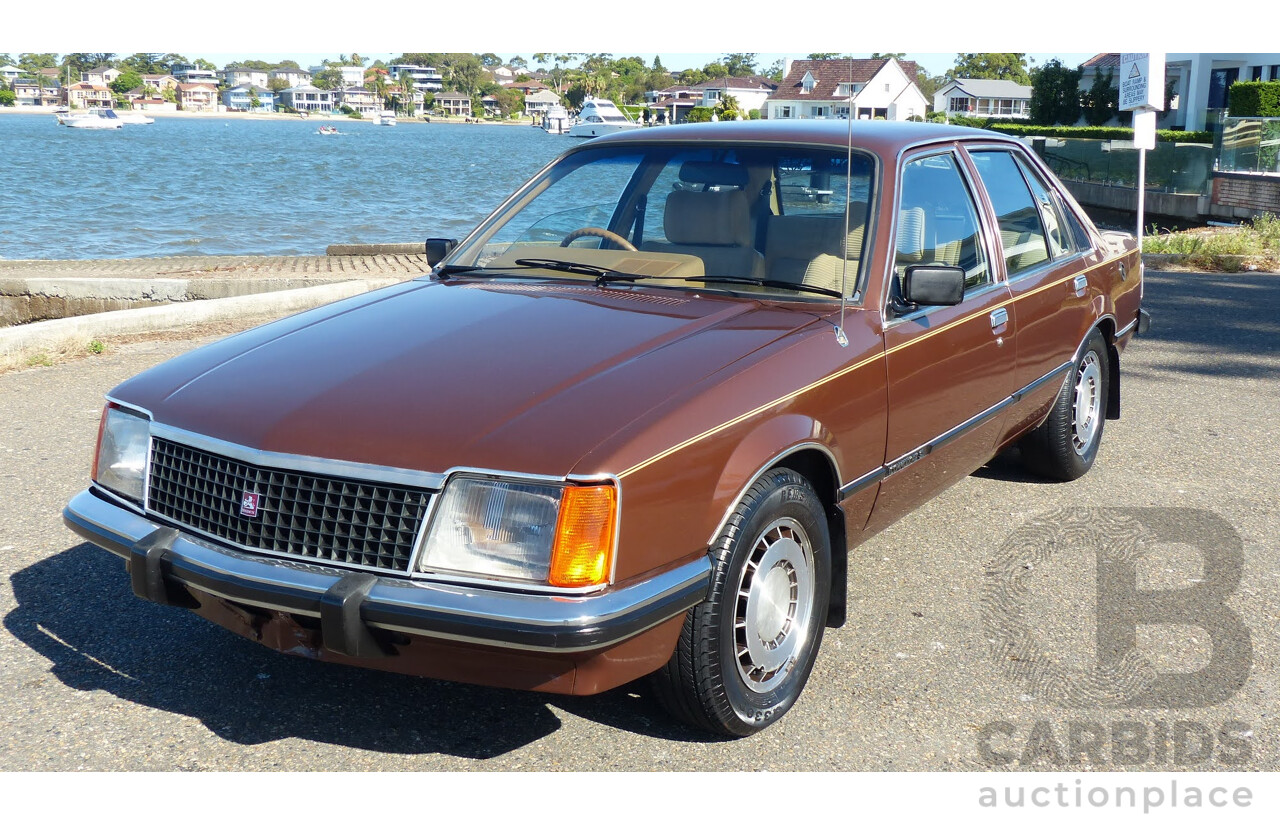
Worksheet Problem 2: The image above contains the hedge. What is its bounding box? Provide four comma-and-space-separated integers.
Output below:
943, 115, 1211, 144
1228, 81, 1280, 117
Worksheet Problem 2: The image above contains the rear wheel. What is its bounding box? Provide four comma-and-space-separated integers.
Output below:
1020, 329, 1110, 481
651, 468, 831, 737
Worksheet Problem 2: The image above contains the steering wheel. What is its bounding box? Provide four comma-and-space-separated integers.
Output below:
559, 226, 638, 252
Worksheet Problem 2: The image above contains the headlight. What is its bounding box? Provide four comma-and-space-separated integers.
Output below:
418, 475, 617, 588
93, 404, 150, 502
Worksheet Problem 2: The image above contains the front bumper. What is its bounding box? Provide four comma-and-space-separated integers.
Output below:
64, 488, 709, 656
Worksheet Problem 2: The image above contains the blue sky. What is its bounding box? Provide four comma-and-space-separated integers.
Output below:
5, 3, 1250, 72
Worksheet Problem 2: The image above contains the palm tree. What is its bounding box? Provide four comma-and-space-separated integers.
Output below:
399, 72, 415, 116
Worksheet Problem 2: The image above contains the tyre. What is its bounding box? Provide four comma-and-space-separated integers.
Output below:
1020, 329, 1110, 481
651, 468, 831, 737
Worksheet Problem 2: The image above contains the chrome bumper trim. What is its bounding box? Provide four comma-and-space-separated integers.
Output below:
64, 489, 709, 653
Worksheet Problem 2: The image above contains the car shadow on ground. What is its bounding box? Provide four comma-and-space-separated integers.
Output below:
6, 544, 722, 760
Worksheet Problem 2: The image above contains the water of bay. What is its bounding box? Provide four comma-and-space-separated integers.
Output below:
0, 113, 570, 260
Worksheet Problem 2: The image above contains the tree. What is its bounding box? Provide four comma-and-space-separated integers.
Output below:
19, 53, 59, 78
871, 53, 907, 61
110, 69, 144, 95
1082, 68, 1118, 126
267, 77, 291, 93
0, 89, 15, 107
1029, 58, 1082, 125
479, 53, 503, 68
807, 53, 842, 60
312, 67, 343, 90
949, 53, 1030, 84
715, 92, 742, 120
722, 53, 757, 77
509, 56, 527, 71
766, 59, 786, 82
398, 71, 415, 115
449, 54, 485, 97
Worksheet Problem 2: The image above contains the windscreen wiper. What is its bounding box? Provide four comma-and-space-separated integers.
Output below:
512, 258, 648, 286
681, 276, 843, 299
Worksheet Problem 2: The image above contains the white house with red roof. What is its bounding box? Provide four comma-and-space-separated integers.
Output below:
765, 58, 927, 121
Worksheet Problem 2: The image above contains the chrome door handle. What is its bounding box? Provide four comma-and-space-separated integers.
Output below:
990, 308, 1008, 330
1073, 275, 1088, 297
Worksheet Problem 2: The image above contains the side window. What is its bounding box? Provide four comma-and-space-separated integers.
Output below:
1015, 155, 1074, 258
895, 153, 991, 294
969, 150, 1051, 277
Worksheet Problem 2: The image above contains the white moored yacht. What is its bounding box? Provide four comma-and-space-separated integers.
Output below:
541, 104, 572, 134
567, 97, 640, 138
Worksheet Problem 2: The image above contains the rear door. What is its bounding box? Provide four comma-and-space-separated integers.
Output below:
963, 145, 1100, 440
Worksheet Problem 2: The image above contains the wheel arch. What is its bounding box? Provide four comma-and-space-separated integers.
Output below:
707, 420, 848, 629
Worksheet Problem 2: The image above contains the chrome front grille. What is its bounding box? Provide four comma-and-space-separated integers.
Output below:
147, 437, 431, 573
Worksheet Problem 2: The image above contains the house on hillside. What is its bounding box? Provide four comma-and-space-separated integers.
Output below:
0, 65, 22, 84
64, 83, 113, 109
81, 64, 121, 87
277, 85, 334, 113
696, 76, 778, 116
176, 83, 218, 111
765, 58, 927, 121
435, 92, 473, 118
387, 64, 443, 91
222, 84, 276, 113
523, 88, 560, 118
1079, 52, 1280, 131
269, 67, 312, 88
219, 68, 269, 89
933, 78, 1032, 119
335, 85, 379, 116
141, 74, 180, 94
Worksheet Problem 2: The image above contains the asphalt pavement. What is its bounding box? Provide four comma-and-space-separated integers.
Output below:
1, 269, 1276, 771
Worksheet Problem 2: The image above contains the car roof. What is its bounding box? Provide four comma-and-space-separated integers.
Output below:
585, 119, 1011, 156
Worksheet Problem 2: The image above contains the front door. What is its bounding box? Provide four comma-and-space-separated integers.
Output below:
867, 148, 1016, 533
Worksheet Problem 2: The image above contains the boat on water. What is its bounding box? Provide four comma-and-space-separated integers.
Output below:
57, 108, 124, 129
317, 125, 340, 135
114, 111, 155, 125
567, 98, 640, 138
373, 111, 397, 126
541, 104, 572, 135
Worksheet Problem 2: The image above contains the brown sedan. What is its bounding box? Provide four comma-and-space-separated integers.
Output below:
65, 121, 1147, 737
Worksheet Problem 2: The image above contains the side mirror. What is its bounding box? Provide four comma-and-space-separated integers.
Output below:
425, 238, 458, 266
902, 265, 965, 307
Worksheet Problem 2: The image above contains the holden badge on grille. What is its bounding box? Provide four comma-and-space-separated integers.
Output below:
239, 491, 261, 518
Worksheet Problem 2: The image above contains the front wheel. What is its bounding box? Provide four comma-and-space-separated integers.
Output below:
1020, 329, 1110, 481
650, 468, 831, 737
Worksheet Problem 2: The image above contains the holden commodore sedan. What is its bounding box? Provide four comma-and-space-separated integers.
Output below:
65, 121, 1147, 737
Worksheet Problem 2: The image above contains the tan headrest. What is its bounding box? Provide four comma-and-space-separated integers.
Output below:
664, 189, 752, 247
896, 207, 925, 263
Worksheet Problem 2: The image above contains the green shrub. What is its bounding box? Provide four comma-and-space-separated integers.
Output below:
0, 89, 15, 107
1228, 81, 1280, 117
981, 122, 1212, 144
684, 107, 714, 123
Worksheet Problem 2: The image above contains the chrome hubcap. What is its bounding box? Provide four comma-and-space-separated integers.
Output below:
734, 518, 815, 693
1072, 351, 1102, 455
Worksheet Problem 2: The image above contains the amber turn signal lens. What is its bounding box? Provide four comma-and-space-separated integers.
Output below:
548, 485, 617, 587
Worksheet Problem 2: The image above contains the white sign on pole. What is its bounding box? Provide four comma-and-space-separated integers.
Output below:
1133, 109, 1158, 150
1119, 53, 1166, 112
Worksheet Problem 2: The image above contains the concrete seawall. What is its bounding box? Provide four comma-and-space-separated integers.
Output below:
0, 253, 431, 367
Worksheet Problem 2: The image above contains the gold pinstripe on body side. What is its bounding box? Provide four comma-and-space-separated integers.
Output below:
618, 259, 1112, 479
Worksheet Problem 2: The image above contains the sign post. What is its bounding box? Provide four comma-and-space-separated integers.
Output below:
1119, 53, 1165, 251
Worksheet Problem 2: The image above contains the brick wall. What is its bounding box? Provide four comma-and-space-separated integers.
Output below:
1211, 173, 1280, 219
